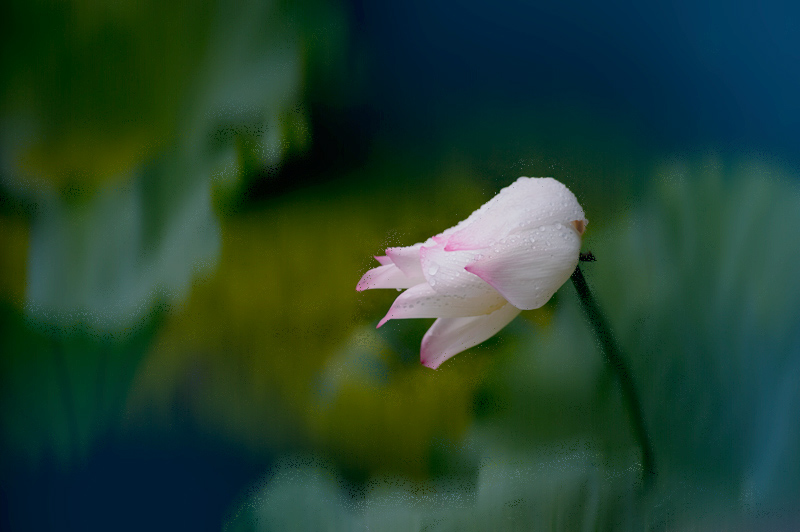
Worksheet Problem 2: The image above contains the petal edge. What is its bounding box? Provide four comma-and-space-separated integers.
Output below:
377, 282, 506, 327
420, 303, 521, 369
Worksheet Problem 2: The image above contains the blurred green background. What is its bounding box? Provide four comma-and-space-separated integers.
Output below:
2, 1, 800, 530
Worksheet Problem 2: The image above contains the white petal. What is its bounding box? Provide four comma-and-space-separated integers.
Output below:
419, 241, 497, 298
385, 244, 426, 279
444, 177, 586, 251
420, 303, 522, 369
465, 222, 581, 310
356, 264, 423, 291
377, 282, 506, 327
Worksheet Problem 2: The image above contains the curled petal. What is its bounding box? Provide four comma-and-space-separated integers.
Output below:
356, 264, 423, 291
374, 255, 393, 266
420, 303, 522, 369
377, 282, 506, 327
386, 244, 426, 279
419, 242, 495, 298
445, 177, 586, 251
465, 222, 581, 310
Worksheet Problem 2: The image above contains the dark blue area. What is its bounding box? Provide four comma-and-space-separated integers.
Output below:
0, 432, 267, 532
347, 0, 800, 157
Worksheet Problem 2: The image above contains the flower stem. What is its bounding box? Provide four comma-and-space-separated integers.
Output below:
571, 260, 656, 488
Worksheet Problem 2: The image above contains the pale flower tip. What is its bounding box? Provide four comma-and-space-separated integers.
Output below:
355, 273, 371, 291
420, 337, 448, 370
419, 351, 441, 370
420, 359, 439, 370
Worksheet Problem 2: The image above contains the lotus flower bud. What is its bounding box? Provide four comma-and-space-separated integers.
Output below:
357, 177, 587, 369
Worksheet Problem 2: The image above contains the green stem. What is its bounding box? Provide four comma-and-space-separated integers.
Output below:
571, 259, 656, 487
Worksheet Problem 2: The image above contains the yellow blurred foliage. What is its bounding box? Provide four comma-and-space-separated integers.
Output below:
0, 215, 29, 304
17, 128, 167, 194
3, 0, 215, 191
125, 166, 495, 477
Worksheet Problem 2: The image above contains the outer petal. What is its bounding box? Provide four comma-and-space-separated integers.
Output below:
445, 177, 586, 251
420, 303, 522, 369
374, 255, 393, 266
377, 282, 506, 327
385, 244, 426, 279
356, 264, 423, 291
464, 222, 581, 310
419, 242, 496, 298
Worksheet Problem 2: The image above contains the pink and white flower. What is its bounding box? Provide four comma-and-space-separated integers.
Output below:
357, 177, 587, 369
